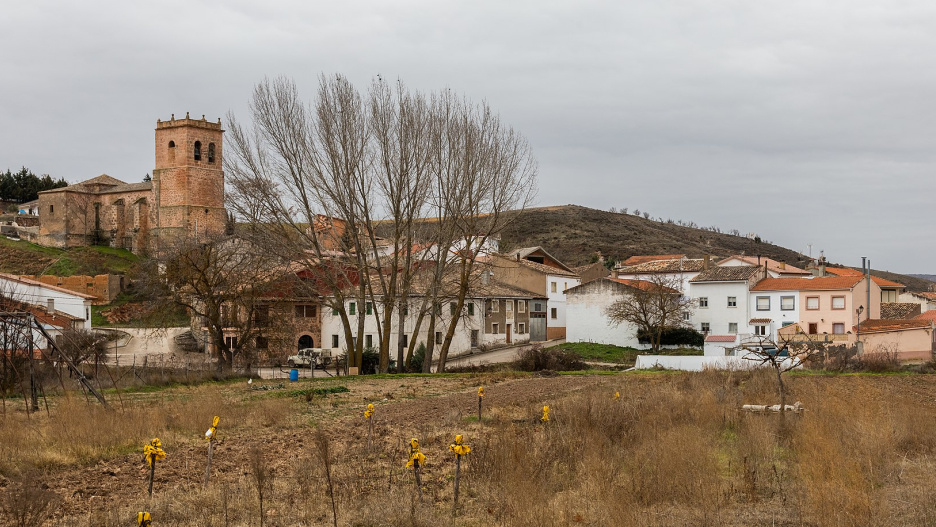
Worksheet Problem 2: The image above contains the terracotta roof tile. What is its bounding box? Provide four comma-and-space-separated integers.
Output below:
751, 276, 863, 292
824, 268, 905, 288
608, 277, 681, 294
618, 259, 705, 274
705, 335, 738, 342
514, 258, 579, 277
749, 318, 772, 324
880, 303, 921, 320
718, 256, 810, 275
622, 254, 686, 266
915, 311, 936, 322
691, 266, 761, 282
859, 319, 934, 333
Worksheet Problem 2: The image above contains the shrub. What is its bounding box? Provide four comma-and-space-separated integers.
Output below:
636, 327, 704, 347
514, 345, 586, 372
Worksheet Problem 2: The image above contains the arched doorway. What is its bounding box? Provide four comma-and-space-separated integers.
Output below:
298, 335, 314, 350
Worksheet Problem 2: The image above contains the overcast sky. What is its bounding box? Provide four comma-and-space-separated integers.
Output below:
2, 1, 934, 273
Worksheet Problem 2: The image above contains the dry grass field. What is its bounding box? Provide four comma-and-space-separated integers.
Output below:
3, 369, 936, 526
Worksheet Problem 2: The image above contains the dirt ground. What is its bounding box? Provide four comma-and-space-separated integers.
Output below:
29, 372, 608, 522
11, 371, 936, 526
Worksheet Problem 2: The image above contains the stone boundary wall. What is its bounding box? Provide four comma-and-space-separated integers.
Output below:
18, 274, 124, 304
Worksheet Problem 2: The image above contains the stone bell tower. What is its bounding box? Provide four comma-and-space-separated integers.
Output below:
152, 112, 227, 249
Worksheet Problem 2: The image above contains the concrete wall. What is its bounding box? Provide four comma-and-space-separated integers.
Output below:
566, 279, 641, 348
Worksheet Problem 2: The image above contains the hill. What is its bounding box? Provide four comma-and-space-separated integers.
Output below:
0, 237, 139, 276
500, 204, 934, 292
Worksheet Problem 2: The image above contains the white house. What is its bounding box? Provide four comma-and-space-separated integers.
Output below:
688, 265, 766, 340
0, 273, 93, 330
319, 279, 542, 359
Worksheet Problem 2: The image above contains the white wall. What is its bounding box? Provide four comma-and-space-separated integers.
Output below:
688, 281, 752, 336
746, 290, 799, 341
566, 281, 642, 348
0, 275, 91, 330
320, 297, 522, 358
635, 354, 800, 371
547, 274, 580, 328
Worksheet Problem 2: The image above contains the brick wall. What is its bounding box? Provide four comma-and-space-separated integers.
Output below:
19, 274, 123, 304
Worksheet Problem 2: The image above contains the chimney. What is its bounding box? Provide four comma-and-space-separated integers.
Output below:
779, 262, 786, 270
703, 254, 711, 270
481, 270, 491, 285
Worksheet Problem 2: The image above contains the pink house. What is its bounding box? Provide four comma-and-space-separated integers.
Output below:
750, 275, 881, 339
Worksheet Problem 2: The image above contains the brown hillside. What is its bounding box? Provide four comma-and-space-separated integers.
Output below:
500, 205, 934, 292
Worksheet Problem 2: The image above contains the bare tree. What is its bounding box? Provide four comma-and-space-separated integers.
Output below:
225, 75, 537, 375
736, 326, 826, 414
141, 234, 283, 372
604, 273, 694, 353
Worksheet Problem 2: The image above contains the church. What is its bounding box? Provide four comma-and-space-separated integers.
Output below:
28, 113, 227, 254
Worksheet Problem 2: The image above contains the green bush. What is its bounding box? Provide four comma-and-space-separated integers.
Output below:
637, 327, 704, 347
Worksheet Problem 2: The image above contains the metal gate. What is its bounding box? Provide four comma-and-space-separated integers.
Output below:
529, 313, 547, 342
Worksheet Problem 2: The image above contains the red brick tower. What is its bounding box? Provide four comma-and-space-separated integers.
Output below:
152, 113, 227, 250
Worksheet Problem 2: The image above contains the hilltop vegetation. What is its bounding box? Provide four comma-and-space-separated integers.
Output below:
500, 205, 934, 292
0, 237, 138, 276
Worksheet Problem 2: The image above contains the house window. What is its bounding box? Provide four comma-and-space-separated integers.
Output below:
882, 290, 897, 303
491, 301, 499, 313
470, 330, 479, 347
833, 323, 845, 334
435, 331, 443, 345
683, 311, 690, 321
781, 296, 795, 311
169, 140, 175, 148
256, 336, 269, 349
506, 300, 513, 312
519, 323, 526, 334
534, 302, 543, 312
756, 296, 770, 311
349, 302, 356, 315
832, 296, 845, 310
208, 143, 216, 163
255, 306, 270, 327
728, 296, 737, 307
295, 305, 317, 318
808, 323, 818, 335
755, 325, 767, 336
701, 322, 710, 332
806, 297, 819, 310
332, 334, 339, 348
518, 300, 526, 313
728, 323, 738, 333
225, 336, 238, 350
450, 302, 457, 316
365, 334, 373, 348
782, 321, 794, 327
551, 282, 557, 293
492, 323, 499, 334
366, 302, 373, 315
699, 297, 708, 308
563, 282, 568, 291
49, 204, 54, 215
434, 302, 442, 315
402, 334, 408, 347
194, 141, 201, 161
467, 302, 475, 316
551, 307, 557, 319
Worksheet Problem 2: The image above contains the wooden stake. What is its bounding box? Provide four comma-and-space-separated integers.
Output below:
204, 439, 214, 485
148, 458, 156, 497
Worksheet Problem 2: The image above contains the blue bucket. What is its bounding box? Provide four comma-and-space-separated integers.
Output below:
289, 369, 299, 382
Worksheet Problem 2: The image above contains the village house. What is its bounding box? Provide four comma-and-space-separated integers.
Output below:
565, 276, 681, 349
492, 246, 580, 340
687, 265, 767, 344
20, 113, 227, 254
614, 254, 707, 294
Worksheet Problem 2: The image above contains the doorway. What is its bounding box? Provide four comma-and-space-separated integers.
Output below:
298, 335, 314, 350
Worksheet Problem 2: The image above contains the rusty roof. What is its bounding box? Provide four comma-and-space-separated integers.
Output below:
617, 258, 706, 274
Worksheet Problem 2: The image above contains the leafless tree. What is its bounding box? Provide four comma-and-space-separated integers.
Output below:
140, 234, 284, 372
225, 75, 537, 374
604, 273, 695, 353
736, 326, 826, 414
